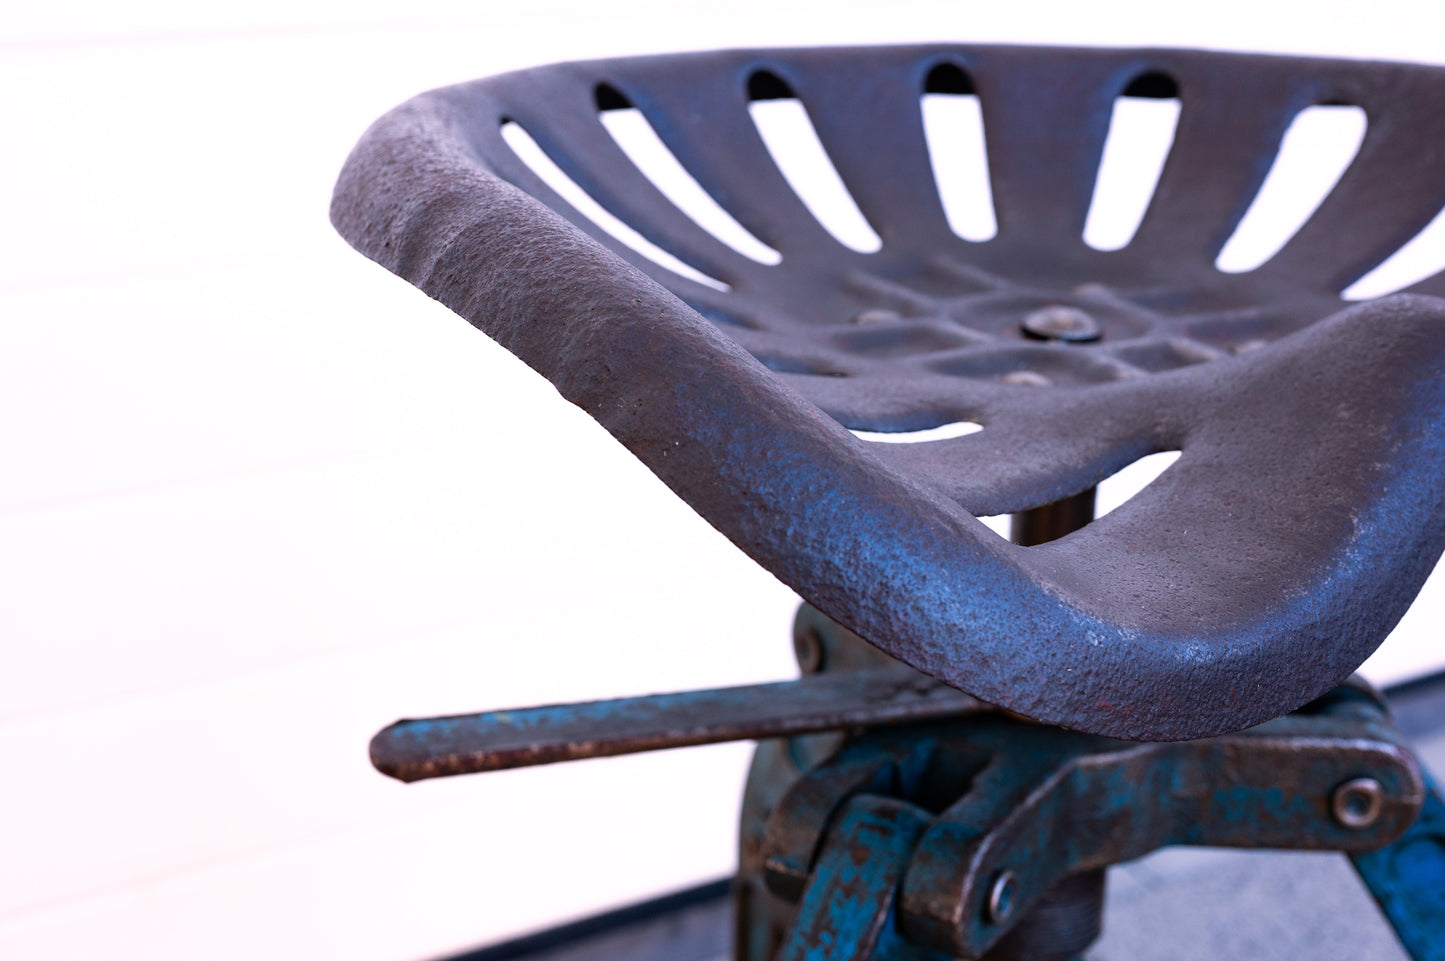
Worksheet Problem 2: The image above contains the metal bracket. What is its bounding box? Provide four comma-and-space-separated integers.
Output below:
756, 684, 1434, 960
1352, 770, 1445, 961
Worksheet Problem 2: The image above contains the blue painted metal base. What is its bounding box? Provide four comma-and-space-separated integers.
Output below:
738, 611, 1444, 961
753, 734, 1443, 961
775, 797, 948, 961
1353, 772, 1445, 961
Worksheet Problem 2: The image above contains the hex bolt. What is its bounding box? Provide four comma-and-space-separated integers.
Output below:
1331, 777, 1386, 829
985, 870, 1017, 925
1020, 305, 1101, 343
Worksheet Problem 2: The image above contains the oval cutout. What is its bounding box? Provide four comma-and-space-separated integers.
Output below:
1343, 204, 1445, 300
595, 86, 781, 266
746, 71, 883, 253
921, 63, 997, 242
499, 120, 729, 290
1082, 74, 1181, 251
978, 514, 1012, 540
850, 421, 982, 444
1095, 450, 1181, 518
1215, 105, 1367, 274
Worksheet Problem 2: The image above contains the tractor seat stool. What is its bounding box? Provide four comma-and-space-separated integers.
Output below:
332, 44, 1445, 961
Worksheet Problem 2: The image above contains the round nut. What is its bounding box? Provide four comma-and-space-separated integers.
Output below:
1331, 777, 1385, 829
1021, 305, 1101, 343
985, 870, 1017, 924
793, 629, 825, 674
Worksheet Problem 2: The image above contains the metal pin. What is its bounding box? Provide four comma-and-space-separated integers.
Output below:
986, 870, 1017, 924
1332, 777, 1386, 829
793, 628, 825, 674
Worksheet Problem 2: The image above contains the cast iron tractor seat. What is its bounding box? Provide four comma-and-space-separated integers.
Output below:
333, 44, 1445, 741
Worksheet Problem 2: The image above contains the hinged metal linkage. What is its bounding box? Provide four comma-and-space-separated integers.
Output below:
750, 686, 1433, 961
371, 617, 1444, 961
730, 611, 1445, 961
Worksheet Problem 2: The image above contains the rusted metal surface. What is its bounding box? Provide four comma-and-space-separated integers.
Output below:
371, 666, 983, 782
332, 45, 1445, 739
773, 796, 932, 961
735, 614, 1440, 960
747, 684, 1425, 960
1352, 769, 1445, 961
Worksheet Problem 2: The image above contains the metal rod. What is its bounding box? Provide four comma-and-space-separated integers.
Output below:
371, 666, 985, 783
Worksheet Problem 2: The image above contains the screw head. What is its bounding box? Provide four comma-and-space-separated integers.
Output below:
1331, 777, 1385, 829
985, 870, 1017, 924
1021, 306, 1101, 343
793, 629, 825, 674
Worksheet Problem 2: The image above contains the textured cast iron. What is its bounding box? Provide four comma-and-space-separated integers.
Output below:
332, 44, 1445, 739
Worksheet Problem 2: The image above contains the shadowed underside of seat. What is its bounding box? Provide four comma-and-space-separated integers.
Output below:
332, 44, 1445, 739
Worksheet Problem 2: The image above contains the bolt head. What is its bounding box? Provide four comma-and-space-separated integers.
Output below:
1021, 306, 1101, 343
793, 629, 825, 674
1331, 777, 1385, 829
985, 870, 1017, 924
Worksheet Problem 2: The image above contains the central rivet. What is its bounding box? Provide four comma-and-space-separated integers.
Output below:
1021, 306, 1101, 343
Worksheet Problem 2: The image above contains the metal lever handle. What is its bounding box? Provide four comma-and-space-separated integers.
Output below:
775, 796, 932, 961
371, 666, 984, 782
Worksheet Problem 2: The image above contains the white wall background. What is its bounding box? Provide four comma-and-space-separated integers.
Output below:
3, 2, 1445, 959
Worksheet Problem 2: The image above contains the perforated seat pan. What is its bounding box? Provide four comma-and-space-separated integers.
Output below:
332, 44, 1445, 739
